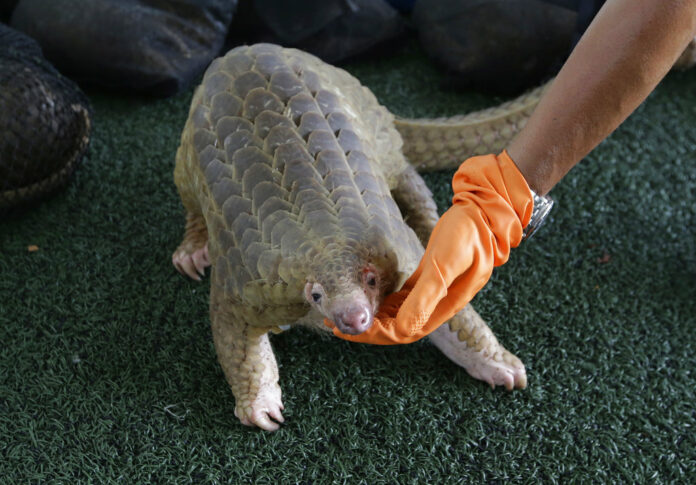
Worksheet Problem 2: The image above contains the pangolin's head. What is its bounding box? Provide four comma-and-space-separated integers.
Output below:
303, 241, 399, 335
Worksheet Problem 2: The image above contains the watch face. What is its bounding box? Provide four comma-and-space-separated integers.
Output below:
523, 193, 554, 240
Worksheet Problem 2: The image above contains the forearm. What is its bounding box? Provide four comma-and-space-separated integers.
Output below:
508, 0, 696, 195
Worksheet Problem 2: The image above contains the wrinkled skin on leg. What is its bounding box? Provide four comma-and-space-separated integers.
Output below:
171, 190, 286, 431
210, 283, 285, 431
428, 306, 527, 390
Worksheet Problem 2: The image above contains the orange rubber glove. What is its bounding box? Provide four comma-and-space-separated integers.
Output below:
325, 150, 534, 345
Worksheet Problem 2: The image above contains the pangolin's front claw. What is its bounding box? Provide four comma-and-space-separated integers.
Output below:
428, 314, 528, 391
476, 355, 527, 391
235, 390, 285, 432
173, 211, 209, 280
172, 244, 210, 281
192, 243, 210, 276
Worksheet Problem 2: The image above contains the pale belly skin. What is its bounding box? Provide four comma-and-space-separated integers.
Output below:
172, 44, 527, 431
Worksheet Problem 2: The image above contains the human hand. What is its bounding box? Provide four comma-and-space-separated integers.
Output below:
326, 151, 533, 344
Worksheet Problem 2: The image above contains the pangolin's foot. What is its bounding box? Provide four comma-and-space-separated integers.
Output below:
172, 243, 210, 281
456, 346, 527, 391
235, 383, 285, 432
172, 211, 209, 281
428, 311, 527, 390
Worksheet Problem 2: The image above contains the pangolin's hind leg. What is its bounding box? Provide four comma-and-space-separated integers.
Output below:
392, 164, 440, 245
172, 211, 210, 281
392, 164, 526, 390
172, 139, 211, 281
429, 306, 527, 390
210, 283, 284, 432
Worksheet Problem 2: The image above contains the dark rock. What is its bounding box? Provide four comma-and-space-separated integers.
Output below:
0, 24, 91, 215
224, 0, 274, 47
385, 0, 417, 13
297, 0, 406, 62
10, 0, 237, 96
0, 1, 19, 21
254, 0, 346, 43
413, 0, 577, 94
227, 0, 406, 63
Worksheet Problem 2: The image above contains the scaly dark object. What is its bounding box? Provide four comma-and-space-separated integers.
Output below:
0, 24, 90, 215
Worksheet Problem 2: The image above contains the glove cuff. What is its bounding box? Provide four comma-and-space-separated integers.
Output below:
451, 151, 534, 254
498, 150, 534, 229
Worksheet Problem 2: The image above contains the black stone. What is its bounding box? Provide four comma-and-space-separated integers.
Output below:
0, 1, 19, 21
10, 0, 237, 96
413, 0, 577, 94
227, 0, 406, 63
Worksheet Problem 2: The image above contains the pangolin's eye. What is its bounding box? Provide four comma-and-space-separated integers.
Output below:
311, 292, 322, 302
364, 270, 377, 288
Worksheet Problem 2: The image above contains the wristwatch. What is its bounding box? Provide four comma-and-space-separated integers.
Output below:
522, 189, 554, 240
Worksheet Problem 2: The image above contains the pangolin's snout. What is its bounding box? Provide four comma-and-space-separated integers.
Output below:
333, 306, 372, 335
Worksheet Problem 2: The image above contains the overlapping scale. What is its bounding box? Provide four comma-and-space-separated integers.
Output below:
179, 43, 422, 305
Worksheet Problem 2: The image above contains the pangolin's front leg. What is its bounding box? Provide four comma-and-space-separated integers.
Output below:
172, 210, 210, 281
210, 284, 284, 431
392, 164, 440, 245
428, 305, 527, 390
392, 164, 526, 390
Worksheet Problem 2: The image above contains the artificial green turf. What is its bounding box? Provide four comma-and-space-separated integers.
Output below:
1, 40, 695, 483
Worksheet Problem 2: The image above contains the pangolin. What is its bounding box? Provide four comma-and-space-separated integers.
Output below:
172, 43, 540, 431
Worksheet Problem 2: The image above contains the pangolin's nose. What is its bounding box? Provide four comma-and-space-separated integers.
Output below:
335, 307, 371, 334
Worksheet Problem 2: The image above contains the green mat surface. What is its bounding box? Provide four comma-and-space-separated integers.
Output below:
1, 42, 695, 483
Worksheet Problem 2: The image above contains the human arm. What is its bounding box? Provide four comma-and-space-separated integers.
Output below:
330, 0, 696, 345
510, 0, 696, 195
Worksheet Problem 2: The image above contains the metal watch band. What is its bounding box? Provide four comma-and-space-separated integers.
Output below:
522, 189, 554, 240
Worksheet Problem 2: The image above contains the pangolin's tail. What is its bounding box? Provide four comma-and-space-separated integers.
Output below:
394, 80, 552, 172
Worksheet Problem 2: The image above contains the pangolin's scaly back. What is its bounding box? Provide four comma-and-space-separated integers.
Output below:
175, 44, 422, 309
394, 81, 551, 172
